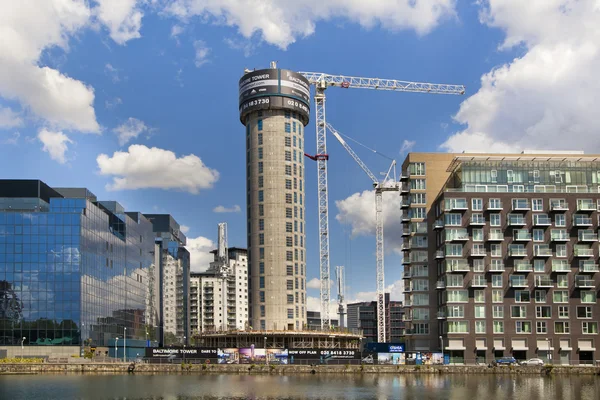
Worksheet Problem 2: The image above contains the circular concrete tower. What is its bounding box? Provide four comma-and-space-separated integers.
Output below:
239, 64, 310, 331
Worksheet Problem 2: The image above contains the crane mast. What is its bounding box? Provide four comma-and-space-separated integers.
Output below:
336, 266, 346, 328
299, 69, 465, 339
216, 223, 229, 331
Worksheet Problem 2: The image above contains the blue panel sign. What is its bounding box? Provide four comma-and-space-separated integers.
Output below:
388, 345, 404, 353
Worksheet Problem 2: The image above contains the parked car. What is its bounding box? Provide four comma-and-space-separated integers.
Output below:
520, 358, 544, 366
491, 357, 518, 366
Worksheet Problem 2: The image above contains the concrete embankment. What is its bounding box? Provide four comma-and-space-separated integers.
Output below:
1, 363, 600, 375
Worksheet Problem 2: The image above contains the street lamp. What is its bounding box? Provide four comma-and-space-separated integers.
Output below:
21, 337, 26, 361
124, 327, 127, 363
264, 336, 268, 366
183, 336, 186, 364
546, 338, 552, 365
115, 337, 119, 361
439, 336, 444, 365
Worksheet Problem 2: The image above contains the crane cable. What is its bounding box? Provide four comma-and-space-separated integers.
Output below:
335, 130, 395, 162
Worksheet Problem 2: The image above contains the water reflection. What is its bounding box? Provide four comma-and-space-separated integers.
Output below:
1, 374, 599, 400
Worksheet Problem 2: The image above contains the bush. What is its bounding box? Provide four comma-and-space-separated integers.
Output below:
0, 358, 44, 364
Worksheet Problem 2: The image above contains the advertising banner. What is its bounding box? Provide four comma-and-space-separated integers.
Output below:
377, 353, 406, 365
217, 348, 239, 364
145, 347, 217, 359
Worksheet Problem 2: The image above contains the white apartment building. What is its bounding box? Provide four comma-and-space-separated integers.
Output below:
190, 248, 249, 334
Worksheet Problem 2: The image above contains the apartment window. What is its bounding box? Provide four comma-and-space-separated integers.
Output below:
258, 175, 264, 188
284, 136, 291, 147
285, 179, 292, 190
555, 214, 566, 227
553, 290, 569, 303
556, 274, 568, 288
258, 119, 263, 131
554, 321, 570, 334
533, 260, 545, 273
294, 192, 297, 203
286, 251, 293, 261
447, 290, 468, 302
492, 290, 503, 303
473, 259, 484, 272
492, 275, 502, 288
286, 280, 293, 290
259, 262, 264, 274
582, 322, 598, 334
489, 198, 501, 208
492, 306, 504, 318
515, 290, 530, 303
410, 179, 426, 190
285, 208, 292, 218
259, 247, 264, 260
511, 306, 527, 318
493, 321, 504, 334
533, 229, 544, 242
555, 244, 567, 258
516, 321, 532, 333
472, 229, 483, 242
410, 207, 426, 219
286, 265, 293, 276
259, 219, 264, 230
474, 290, 485, 303
490, 244, 502, 257
259, 277, 265, 289
558, 306, 569, 318
286, 193, 292, 204
490, 213, 501, 226
444, 213, 462, 226
285, 123, 291, 133
448, 321, 469, 333
292, 122, 297, 133
259, 291, 265, 302
258, 147, 263, 159
285, 151, 292, 161
577, 306, 593, 319
411, 193, 426, 205
258, 161, 263, 174
260, 305, 266, 318
414, 323, 430, 335
257, 133, 263, 145
536, 306, 551, 318
285, 223, 293, 233
581, 291, 597, 303
536, 321, 547, 334
409, 162, 426, 175
285, 165, 292, 175
532, 198, 543, 211
293, 136, 297, 147
259, 233, 265, 245
447, 305, 464, 318
534, 290, 547, 303
472, 198, 483, 211
287, 294, 294, 304
286, 237, 293, 247
474, 305, 486, 318
475, 321, 486, 334
286, 308, 294, 319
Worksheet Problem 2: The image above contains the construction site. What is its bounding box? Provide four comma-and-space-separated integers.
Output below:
188, 62, 465, 351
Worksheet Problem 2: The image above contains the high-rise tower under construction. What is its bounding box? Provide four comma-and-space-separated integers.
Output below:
239, 63, 310, 331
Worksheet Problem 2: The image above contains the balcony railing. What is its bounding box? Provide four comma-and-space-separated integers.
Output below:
574, 216, 593, 226
487, 262, 505, 272
579, 261, 599, 273
446, 229, 469, 241
436, 281, 446, 289
470, 216, 486, 225
403, 270, 411, 278
401, 243, 411, 251
403, 286, 412, 293
575, 276, 595, 288
400, 199, 411, 208
509, 276, 529, 287
578, 231, 598, 242
437, 311, 447, 320
507, 215, 527, 225
434, 220, 444, 229
435, 250, 445, 259
512, 200, 531, 210
551, 260, 570, 272
445, 199, 469, 211
574, 247, 594, 257
513, 230, 532, 241
534, 276, 554, 287
550, 201, 568, 211
402, 258, 411, 265
577, 200, 596, 211
487, 229, 504, 241
514, 262, 533, 272
446, 260, 471, 272
533, 216, 552, 226
470, 278, 487, 287
470, 248, 487, 257
487, 201, 503, 210
551, 230, 569, 241
402, 228, 411, 236
508, 247, 527, 257
401, 214, 411, 222
533, 246, 552, 257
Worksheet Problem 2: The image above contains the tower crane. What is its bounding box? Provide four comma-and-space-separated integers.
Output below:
210, 222, 229, 331
299, 70, 465, 341
328, 123, 399, 342
335, 265, 346, 328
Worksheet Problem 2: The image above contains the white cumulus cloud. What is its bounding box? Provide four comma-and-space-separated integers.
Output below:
399, 139, 415, 155
186, 235, 215, 272
164, 0, 456, 49
38, 129, 74, 164
93, 0, 144, 45
335, 190, 403, 253
180, 225, 190, 234
307, 278, 321, 290
96, 144, 219, 193
213, 205, 241, 213
113, 117, 148, 145
193, 40, 211, 67
349, 279, 405, 303
441, 0, 600, 153
0, 106, 23, 128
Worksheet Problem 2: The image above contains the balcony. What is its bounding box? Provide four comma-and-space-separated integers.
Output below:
403, 286, 412, 293
469, 247, 487, 257
401, 185, 410, 194
579, 261, 599, 273
508, 247, 527, 257
512, 200, 531, 211
401, 213, 411, 222
509, 276, 529, 287
400, 199, 410, 208
487, 262, 505, 272
402, 314, 412, 322
487, 200, 503, 210
534, 276, 554, 288
435, 250, 445, 259
433, 220, 444, 229
573, 216, 593, 227
575, 275, 595, 288
436, 281, 446, 289
533, 245, 553, 257
513, 230, 532, 241
400, 172, 409, 181
533, 216, 552, 226
507, 215, 527, 226
551, 230, 569, 242
401, 242, 411, 251
550, 201, 568, 211
487, 230, 504, 241
402, 228, 411, 237
446, 260, 471, 272
577, 199, 596, 212
437, 311, 447, 320
470, 278, 488, 288
446, 228, 468, 241
402, 258, 411, 265
574, 247, 594, 257
551, 260, 571, 272
403, 270, 411, 278
470, 216, 486, 226
578, 231, 598, 242
514, 262, 533, 272
445, 199, 469, 211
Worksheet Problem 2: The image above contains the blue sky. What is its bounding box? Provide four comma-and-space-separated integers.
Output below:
1, 1, 597, 311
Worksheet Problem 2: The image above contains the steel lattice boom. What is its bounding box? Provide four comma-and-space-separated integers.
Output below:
300, 69, 465, 339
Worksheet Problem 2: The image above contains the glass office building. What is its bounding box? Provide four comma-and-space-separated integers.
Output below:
0, 180, 155, 357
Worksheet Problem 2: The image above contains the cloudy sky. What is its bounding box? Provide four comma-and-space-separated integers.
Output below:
1, 1, 598, 310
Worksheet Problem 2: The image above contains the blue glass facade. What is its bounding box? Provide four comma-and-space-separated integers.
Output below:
0, 181, 155, 350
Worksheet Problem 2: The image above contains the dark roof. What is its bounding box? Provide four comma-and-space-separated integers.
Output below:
0, 180, 63, 203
